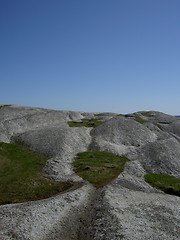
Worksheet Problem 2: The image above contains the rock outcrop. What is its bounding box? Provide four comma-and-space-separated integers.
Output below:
0, 105, 180, 239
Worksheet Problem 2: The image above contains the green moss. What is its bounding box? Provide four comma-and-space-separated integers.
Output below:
73, 152, 129, 188
124, 114, 149, 124
124, 114, 133, 117
94, 113, 106, 117
135, 118, 149, 124
0, 105, 11, 109
155, 124, 164, 130
144, 173, 180, 197
141, 111, 153, 117
0, 142, 73, 205
68, 118, 103, 128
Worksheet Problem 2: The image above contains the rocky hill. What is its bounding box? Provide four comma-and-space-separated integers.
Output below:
0, 105, 180, 240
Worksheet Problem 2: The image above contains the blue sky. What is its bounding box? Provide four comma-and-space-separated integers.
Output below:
1, 0, 180, 114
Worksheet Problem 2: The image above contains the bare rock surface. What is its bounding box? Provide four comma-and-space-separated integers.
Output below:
0, 105, 83, 142
87, 186, 180, 240
138, 138, 180, 177
0, 105, 180, 239
89, 116, 157, 157
91, 116, 157, 147
0, 184, 95, 240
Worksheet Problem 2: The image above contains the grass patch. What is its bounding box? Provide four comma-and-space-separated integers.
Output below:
0, 104, 11, 109
141, 111, 153, 117
73, 152, 129, 188
68, 118, 103, 128
135, 117, 149, 124
144, 173, 180, 197
124, 114, 133, 117
124, 114, 149, 124
155, 124, 164, 130
94, 113, 106, 117
0, 142, 73, 205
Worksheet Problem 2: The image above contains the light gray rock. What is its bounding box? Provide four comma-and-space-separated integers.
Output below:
160, 120, 180, 137
91, 116, 157, 147
84, 186, 180, 240
138, 138, 180, 177
0, 105, 180, 239
93, 186, 180, 240
0, 105, 83, 142
0, 184, 95, 240
136, 111, 177, 124
89, 116, 157, 158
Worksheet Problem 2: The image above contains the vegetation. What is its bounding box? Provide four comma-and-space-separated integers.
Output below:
141, 111, 153, 117
135, 117, 149, 124
144, 173, 180, 197
94, 113, 106, 117
73, 151, 129, 188
0, 142, 73, 205
0, 104, 11, 109
68, 118, 103, 128
94, 113, 118, 116
93, 113, 106, 121
155, 124, 164, 130
124, 114, 149, 124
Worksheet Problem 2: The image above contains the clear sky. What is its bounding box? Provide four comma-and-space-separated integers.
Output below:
1, 0, 180, 115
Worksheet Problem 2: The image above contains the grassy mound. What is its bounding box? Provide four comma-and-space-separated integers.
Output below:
68, 118, 103, 128
144, 173, 180, 197
0, 142, 72, 205
73, 151, 128, 188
